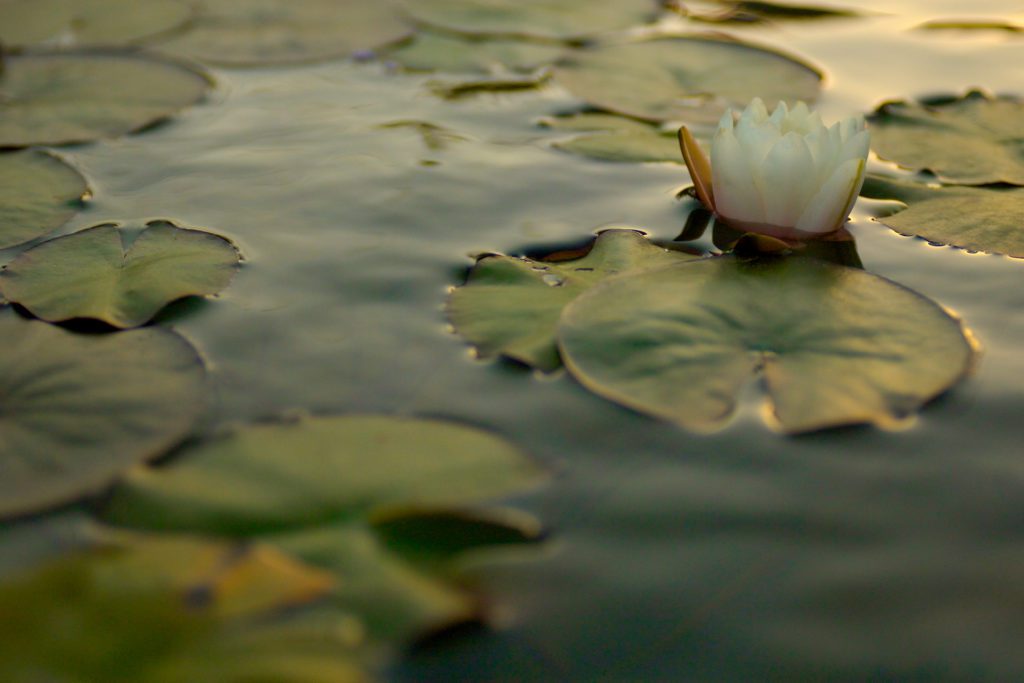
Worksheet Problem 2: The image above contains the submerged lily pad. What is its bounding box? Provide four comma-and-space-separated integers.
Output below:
554, 36, 822, 124
0, 220, 241, 328
540, 113, 683, 163
0, 51, 211, 147
861, 175, 1024, 258
398, 0, 659, 41
0, 150, 89, 249
385, 31, 564, 74
0, 0, 193, 49
558, 256, 975, 433
448, 229, 701, 372
0, 315, 206, 519
868, 91, 1024, 185
156, 0, 412, 66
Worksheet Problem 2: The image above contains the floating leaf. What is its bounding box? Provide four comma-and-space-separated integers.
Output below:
558, 256, 975, 433
156, 0, 412, 67
554, 36, 822, 124
384, 31, 564, 74
868, 91, 1024, 185
398, 0, 659, 41
0, 314, 206, 519
0, 0, 193, 49
428, 72, 551, 99
448, 229, 701, 371
0, 149, 88, 249
0, 51, 211, 147
680, 0, 858, 23
914, 19, 1023, 33
540, 113, 683, 163
861, 175, 1024, 258
0, 220, 241, 328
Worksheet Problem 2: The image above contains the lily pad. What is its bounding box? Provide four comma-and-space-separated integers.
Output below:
0, 149, 89, 249
681, 0, 859, 23
553, 36, 822, 124
540, 113, 683, 163
861, 175, 1024, 258
0, 314, 206, 519
0, 0, 193, 49
448, 229, 701, 372
156, 0, 413, 67
558, 256, 975, 433
0, 220, 241, 328
398, 0, 659, 41
384, 31, 564, 74
0, 51, 211, 147
868, 91, 1024, 185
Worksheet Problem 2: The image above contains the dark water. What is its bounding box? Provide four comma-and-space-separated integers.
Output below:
43, 2, 1024, 679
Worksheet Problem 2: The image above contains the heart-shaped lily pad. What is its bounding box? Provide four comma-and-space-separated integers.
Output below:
156, 0, 413, 67
558, 256, 975, 433
384, 31, 565, 74
0, 51, 211, 147
868, 91, 1024, 185
0, 220, 241, 328
0, 314, 206, 519
0, 0, 193, 49
553, 36, 822, 124
0, 150, 89, 249
398, 0, 659, 41
448, 229, 701, 372
861, 174, 1024, 258
540, 113, 683, 163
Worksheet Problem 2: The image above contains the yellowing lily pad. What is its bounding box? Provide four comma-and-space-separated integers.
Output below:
0, 0, 193, 49
558, 256, 975, 433
0, 220, 241, 328
0, 150, 88, 249
553, 36, 822, 124
384, 31, 565, 74
156, 0, 413, 67
448, 229, 701, 372
540, 113, 684, 163
0, 51, 211, 147
868, 91, 1024, 185
0, 314, 206, 519
398, 0, 659, 41
861, 175, 1024, 258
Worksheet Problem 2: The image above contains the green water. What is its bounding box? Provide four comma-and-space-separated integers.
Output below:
31, 2, 1024, 679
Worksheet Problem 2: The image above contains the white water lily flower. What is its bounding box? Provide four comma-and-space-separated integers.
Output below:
679, 98, 869, 239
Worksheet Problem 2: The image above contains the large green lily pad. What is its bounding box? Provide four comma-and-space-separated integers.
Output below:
0, 0, 192, 49
384, 31, 564, 74
0, 220, 241, 328
156, 0, 413, 67
540, 113, 683, 163
0, 149, 89, 249
0, 315, 206, 519
448, 229, 700, 372
553, 36, 822, 124
862, 175, 1024, 258
0, 51, 211, 147
868, 91, 1024, 185
558, 256, 975, 433
398, 0, 659, 41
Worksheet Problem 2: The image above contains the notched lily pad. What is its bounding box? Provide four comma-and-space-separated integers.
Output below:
0, 219, 241, 328
557, 256, 976, 434
861, 174, 1024, 258
398, 0, 660, 41
0, 50, 211, 147
0, 0, 193, 49
0, 314, 207, 519
156, 0, 413, 66
868, 90, 1024, 185
0, 149, 89, 249
448, 229, 702, 372
384, 31, 565, 74
554, 35, 822, 124
539, 113, 684, 163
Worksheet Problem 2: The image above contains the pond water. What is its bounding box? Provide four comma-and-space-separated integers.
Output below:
5, 0, 1024, 679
